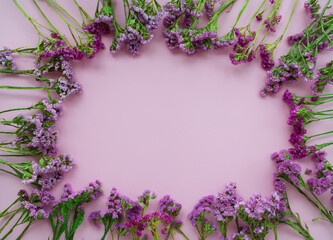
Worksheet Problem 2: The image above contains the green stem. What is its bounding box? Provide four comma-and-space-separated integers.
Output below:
232, 0, 249, 29
175, 227, 190, 240
280, 0, 298, 37
16, 221, 32, 240
306, 130, 333, 140
0, 107, 32, 114
32, 0, 72, 46
0, 85, 47, 91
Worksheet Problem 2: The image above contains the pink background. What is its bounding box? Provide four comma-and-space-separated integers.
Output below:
0, 0, 332, 239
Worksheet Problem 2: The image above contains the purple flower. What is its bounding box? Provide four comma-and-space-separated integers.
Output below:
259, 45, 275, 70
83, 14, 114, 35
0, 47, 16, 70
214, 182, 243, 222
304, 1, 321, 19
188, 195, 215, 226
11, 113, 58, 157
232, 230, 249, 240
88, 210, 101, 226
159, 195, 182, 217
21, 189, 55, 220
273, 150, 302, 186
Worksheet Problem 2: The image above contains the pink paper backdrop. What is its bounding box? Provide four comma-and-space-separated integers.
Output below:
0, 0, 332, 239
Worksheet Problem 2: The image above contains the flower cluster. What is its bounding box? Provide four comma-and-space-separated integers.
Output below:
0, 189, 55, 239
189, 183, 289, 240
261, 2, 333, 96
304, 0, 321, 19
89, 189, 182, 240
49, 181, 103, 240
307, 151, 333, 197
0, 47, 16, 70
163, 0, 237, 55
107, 0, 163, 55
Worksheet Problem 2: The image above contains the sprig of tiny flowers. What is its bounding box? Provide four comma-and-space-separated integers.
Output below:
88, 189, 185, 240
0, 189, 55, 240
283, 89, 333, 160
261, 0, 333, 96
187, 182, 314, 240
49, 180, 103, 240
163, 0, 238, 55
0, 154, 74, 190
272, 150, 333, 227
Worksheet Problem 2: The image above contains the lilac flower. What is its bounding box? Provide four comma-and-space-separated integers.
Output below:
214, 182, 243, 222
0, 47, 16, 70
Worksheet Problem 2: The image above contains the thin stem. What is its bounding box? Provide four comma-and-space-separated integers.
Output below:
232, 0, 249, 29
0, 107, 32, 114
0, 85, 47, 91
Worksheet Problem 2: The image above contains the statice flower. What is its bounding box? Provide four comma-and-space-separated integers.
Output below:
88, 187, 124, 239
261, 10, 333, 96
230, 29, 256, 65
22, 189, 55, 220
159, 195, 182, 217
272, 150, 302, 186
11, 113, 58, 157
262, 191, 287, 221
50, 76, 82, 99
214, 182, 243, 222
50, 181, 103, 240
0, 47, 16, 70
287, 32, 304, 46
311, 60, 333, 94
83, 14, 114, 35
188, 195, 216, 239
307, 151, 333, 195
30, 154, 74, 190
259, 45, 275, 70
163, 2, 183, 28
232, 230, 249, 240
110, 0, 162, 55
264, 14, 282, 33
304, 0, 321, 19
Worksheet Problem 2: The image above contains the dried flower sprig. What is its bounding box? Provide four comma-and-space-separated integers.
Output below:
163, 0, 238, 54
0, 189, 55, 240
0, 154, 74, 190
89, 189, 186, 240
261, 0, 333, 96
272, 150, 333, 226
49, 180, 103, 240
